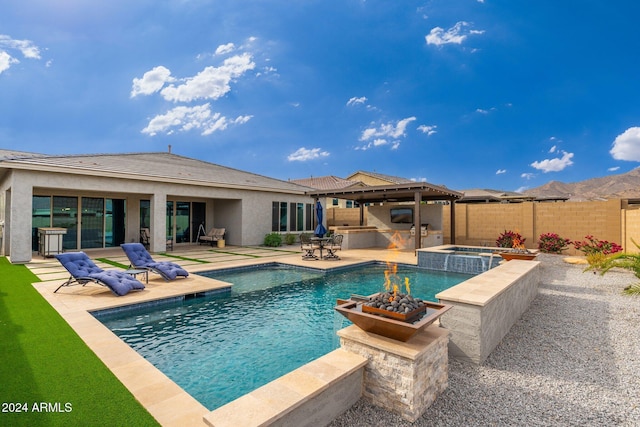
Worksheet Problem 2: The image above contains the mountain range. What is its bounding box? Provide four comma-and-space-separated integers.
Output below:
525, 167, 640, 201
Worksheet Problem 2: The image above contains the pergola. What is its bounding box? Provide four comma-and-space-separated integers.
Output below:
306, 182, 463, 250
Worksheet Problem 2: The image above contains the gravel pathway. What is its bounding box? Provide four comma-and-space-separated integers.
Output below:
329, 254, 640, 426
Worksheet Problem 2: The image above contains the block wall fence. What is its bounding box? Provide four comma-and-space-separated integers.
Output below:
329, 199, 640, 254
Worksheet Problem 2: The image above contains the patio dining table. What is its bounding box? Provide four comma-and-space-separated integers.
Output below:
311, 236, 331, 259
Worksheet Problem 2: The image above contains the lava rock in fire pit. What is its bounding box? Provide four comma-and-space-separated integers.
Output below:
365, 292, 425, 314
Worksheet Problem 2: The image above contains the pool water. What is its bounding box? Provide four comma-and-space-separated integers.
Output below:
96, 263, 471, 410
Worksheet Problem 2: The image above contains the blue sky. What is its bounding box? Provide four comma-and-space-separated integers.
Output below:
2, 0, 640, 192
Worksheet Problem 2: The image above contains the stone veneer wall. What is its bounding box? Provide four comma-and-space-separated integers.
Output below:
436, 260, 541, 364
338, 325, 450, 423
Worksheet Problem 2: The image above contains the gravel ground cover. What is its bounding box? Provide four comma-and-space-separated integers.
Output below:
330, 254, 640, 427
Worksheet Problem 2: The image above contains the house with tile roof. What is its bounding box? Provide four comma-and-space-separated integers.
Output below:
346, 171, 414, 186
289, 175, 366, 208
0, 150, 315, 263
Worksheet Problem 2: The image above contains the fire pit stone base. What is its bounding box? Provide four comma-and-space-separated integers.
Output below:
338, 323, 450, 423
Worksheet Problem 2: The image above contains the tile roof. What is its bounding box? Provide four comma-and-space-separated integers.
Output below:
0, 151, 312, 194
347, 170, 414, 184
0, 149, 42, 160
289, 175, 364, 191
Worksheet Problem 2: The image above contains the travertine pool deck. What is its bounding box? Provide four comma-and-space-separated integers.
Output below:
26, 245, 418, 426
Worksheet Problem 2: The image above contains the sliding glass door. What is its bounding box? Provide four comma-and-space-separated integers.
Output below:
81, 197, 103, 249
53, 197, 78, 250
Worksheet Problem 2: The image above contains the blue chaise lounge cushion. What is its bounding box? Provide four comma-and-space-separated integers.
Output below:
120, 243, 189, 280
55, 252, 145, 296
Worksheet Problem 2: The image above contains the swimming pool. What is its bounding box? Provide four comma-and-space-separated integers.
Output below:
95, 262, 471, 410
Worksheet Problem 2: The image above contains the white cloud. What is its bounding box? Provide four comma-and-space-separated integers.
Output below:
425, 22, 484, 46
417, 124, 437, 136
357, 117, 416, 150
0, 51, 17, 74
0, 35, 41, 59
530, 150, 574, 172
287, 147, 330, 162
159, 53, 255, 102
347, 96, 367, 106
610, 127, 640, 161
515, 186, 529, 193
131, 66, 174, 97
141, 103, 251, 136
359, 117, 416, 141
521, 173, 535, 180
215, 43, 236, 55
410, 177, 428, 182
496, 169, 507, 175
0, 35, 41, 74
549, 145, 557, 153
476, 108, 489, 114
608, 166, 620, 172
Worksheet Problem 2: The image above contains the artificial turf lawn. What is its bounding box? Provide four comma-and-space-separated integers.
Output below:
0, 257, 159, 427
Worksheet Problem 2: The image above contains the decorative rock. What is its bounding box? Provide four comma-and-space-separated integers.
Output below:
365, 293, 425, 314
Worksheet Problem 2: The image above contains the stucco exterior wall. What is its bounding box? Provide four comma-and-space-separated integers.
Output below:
4, 168, 311, 262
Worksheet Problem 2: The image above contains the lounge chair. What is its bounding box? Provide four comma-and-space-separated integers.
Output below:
300, 233, 320, 260
54, 252, 145, 296
199, 227, 225, 246
324, 234, 343, 260
120, 243, 189, 281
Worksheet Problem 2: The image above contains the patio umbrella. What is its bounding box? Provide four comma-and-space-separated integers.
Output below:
314, 200, 327, 237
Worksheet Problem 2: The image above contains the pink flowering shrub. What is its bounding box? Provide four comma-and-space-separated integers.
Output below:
537, 232, 571, 254
573, 235, 623, 256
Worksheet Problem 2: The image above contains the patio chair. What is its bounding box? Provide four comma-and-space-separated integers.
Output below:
300, 233, 320, 260
199, 227, 226, 246
324, 234, 343, 260
140, 228, 150, 248
54, 252, 145, 296
120, 243, 189, 281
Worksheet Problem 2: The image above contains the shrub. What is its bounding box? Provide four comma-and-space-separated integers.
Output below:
284, 233, 296, 245
590, 238, 640, 295
263, 232, 282, 247
573, 235, 622, 256
537, 232, 571, 254
496, 230, 526, 248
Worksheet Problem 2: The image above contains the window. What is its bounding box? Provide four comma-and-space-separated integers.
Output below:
32, 196, 51, 251
272, 202, 279, 232
332, 198, 339, 206
53, 196, 78, 250
140, 200, 150, 228
279, 202, 287, 232
289, 203, 307, 232
175, 201, 190, 243
166, 201, 174, 243
81, 197, 104, 249
106, 199, 126, 247
306, 203, 313, 230
274, 201, 313, 232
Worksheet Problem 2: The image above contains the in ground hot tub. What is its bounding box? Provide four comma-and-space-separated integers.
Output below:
417, 245, 503, 274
